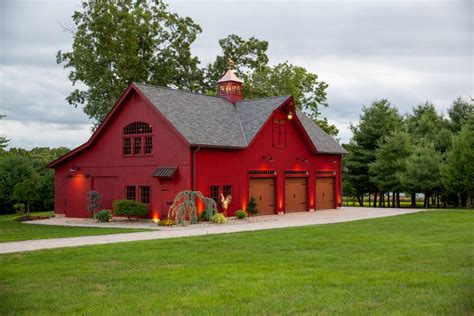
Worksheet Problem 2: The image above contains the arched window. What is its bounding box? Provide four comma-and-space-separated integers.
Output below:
123, 122, 153, 156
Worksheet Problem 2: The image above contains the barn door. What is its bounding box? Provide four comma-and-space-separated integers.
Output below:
285, 178, 307, 213
66, 175, 91, 218
249, 178, 275, 215
315, 177, 335, 210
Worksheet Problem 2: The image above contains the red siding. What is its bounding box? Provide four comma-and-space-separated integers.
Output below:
53, 91, 191, 218
194, 107, 342, 216
53, 88, 343, 218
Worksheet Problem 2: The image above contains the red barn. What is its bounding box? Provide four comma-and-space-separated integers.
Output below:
49, 69, 347, 219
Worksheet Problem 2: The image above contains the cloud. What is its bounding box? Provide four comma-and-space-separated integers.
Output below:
1, 119, 91, 149
0, 0, 472, 148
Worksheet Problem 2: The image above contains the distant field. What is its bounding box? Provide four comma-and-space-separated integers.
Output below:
0, 212, 150, 242
1, 210, 472, 315
342, 200, 425, 207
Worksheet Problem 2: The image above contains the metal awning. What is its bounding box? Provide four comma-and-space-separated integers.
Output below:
153, 167, 177, 178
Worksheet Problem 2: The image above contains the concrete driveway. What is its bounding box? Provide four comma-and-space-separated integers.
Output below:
0, 207, 425, 254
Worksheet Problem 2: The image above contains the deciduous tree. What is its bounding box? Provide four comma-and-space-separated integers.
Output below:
0, 154, 36, 213
12, 178, 40, 214
57, 0, 202, 126
205, 35, 336, 136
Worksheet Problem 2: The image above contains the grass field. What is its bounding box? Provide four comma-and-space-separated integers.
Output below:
0, 212, 149, 242
1, 210, 473, 315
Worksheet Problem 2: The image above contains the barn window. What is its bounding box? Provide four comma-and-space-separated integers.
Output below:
272, 119, 287, 148
140, 186, 150, 204
210, 185, 220, 203
144, 136, 153, 154
223, 185, 232, 197
126, 186, 136, 200
123, 138, 131, 155
123, 122, 152, 156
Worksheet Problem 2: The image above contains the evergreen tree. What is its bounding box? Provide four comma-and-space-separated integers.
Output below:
344, 99, 402, 205
441, 115, 474, 207
405, 101, 452, 153
448, 97, 474, 133
398, 141, 442, 208
369, 130, 412, 206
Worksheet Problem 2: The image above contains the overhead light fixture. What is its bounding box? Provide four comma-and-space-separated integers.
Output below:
296, 156, 309, 163
261, 154, 275, 162
69, 165, 81, 172
287, 111, 293, 120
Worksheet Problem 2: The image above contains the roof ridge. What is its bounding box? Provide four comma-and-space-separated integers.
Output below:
234, 105, 248, 145
236, 95, 290, 103
133, 82, 232, 103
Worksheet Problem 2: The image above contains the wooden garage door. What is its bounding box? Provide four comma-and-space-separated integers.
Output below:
315, 177, 335, 210
249, 178, 275, 215
285, 178, 307, 213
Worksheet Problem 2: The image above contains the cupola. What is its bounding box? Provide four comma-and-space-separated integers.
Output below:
216, 59, 243, 104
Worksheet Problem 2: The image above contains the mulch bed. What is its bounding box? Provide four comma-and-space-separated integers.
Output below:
15, 215, 50, 222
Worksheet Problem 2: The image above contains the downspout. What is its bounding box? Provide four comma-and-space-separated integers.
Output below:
192, 146, 201, 191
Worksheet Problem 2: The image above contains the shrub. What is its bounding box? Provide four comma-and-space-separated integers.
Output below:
211, 213, 227, 224
113, 199, 149, 220
247, 196, 258, 215
234, 210, 247, 219
200, 207, 217, 222
87, 191, 102, 217
158, 219, 176, 226
13, 203, 26, 214
94, 209, 112, 222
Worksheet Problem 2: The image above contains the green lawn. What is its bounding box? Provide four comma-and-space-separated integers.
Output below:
1, 210, 473, 315
0, 212, 149, 242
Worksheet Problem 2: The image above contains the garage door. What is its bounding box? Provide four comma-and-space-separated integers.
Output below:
249, 178, 275, 215
315, 177, 335, 210
285, 178, 307, 213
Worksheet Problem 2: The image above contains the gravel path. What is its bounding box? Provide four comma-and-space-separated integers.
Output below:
0, 207, 425, 254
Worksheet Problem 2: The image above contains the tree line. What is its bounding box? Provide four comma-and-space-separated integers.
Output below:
343, 97, 474, 208
0, 144, 69, 214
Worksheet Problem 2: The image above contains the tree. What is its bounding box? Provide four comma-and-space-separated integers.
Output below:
448, 97, 474, 133
11, 178, 40, 214
203, 34, 269, 92
0, 115, 9, 150
369, 130, 412, 206
405, 101, 452, 153
87, 191, 102, 217
0, 154, 37, 213
57, 0, 203, 126
343, 99, 402, 206
441, 115, 474, 207
398, 141, 442, 208
205, 35, 336, 136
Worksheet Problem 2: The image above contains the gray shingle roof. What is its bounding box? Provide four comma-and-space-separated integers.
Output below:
134, 83, 346, 154
135, 83, 247, 148
235, 96, 290, 144
296, 110, 348, 154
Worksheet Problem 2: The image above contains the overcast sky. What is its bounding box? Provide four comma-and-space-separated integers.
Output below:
0, 0, 472, 149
